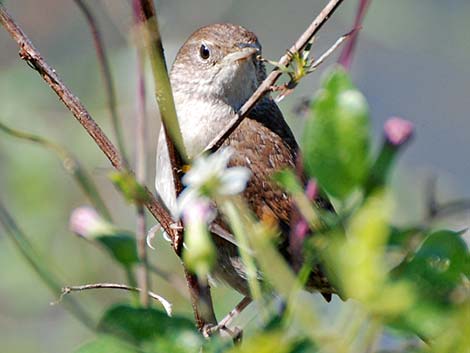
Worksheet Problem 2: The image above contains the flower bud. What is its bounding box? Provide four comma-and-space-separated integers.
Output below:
182, 199, 216, 277
384, 117, 414, 147
69, 206, 113, 238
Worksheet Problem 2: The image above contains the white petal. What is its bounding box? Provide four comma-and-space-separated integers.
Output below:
175, 188, 199, 219
219, 167, 251, 195
211, 147, 234, 172
182, 148, 235, 189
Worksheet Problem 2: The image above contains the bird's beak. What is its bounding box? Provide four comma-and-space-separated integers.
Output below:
223, 43, 260, 63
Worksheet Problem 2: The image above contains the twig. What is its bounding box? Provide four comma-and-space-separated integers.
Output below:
58, 283, 172, 316
205, 0, 346, 153
207, 296, 252, 335
132, 1, 150, 308
74, 0, 129, 167
310, 28, 357, 71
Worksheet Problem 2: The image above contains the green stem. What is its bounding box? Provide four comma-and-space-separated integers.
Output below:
74, 0, 129, 168
134, 0, 188, 161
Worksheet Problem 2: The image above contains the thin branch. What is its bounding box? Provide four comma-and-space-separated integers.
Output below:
310, 28, 357, 71
205, 0, 346, 153
59, 283, 172, 316
132, 1, 150, 308
338, 0, 372, 70
74, 0, 129, 167
207, 296, 252, 335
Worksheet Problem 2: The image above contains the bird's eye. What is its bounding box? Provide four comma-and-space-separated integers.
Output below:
199, 43, 211, 60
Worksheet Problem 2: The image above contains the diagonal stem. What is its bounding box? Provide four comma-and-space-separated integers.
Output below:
205, 0, 346, 154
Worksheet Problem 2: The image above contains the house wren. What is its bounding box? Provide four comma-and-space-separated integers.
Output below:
156, 23, 333, 298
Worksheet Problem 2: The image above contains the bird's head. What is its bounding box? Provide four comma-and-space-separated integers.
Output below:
170, 23, 266, 110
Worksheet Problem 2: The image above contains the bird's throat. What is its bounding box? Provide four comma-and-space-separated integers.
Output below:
172, 92, 238, 157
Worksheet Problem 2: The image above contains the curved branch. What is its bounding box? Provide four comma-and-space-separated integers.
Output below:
59, 283, 172, 316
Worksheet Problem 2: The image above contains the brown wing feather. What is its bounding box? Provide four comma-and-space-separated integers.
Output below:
216, 99, 336, 297
225, 99, 297, 225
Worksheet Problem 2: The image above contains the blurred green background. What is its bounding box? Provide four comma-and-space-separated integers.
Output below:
1, 1, 469, 352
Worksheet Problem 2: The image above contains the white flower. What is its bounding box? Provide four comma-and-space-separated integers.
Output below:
176, 147, 251, 218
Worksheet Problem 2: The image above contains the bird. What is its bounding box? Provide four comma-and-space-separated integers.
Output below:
156, 23, 334, 299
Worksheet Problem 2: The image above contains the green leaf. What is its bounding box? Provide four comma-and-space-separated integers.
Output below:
96, 233, 139, 267
110, 171, 150, 205
397, 230, 469, 303
302, 67, 370, 199
387, 226, 425, 248
98, 304, 197, 345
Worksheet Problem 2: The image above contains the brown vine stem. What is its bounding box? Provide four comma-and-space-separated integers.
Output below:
205, 0, 345, 153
